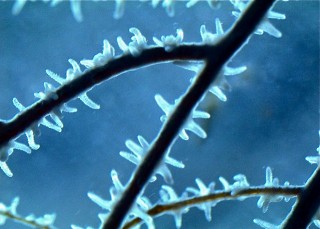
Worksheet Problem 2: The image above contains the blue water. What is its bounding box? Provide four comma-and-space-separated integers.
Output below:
0, 1, 318, 228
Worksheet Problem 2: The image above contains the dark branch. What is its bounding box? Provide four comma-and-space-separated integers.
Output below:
123, 186, 302, 229
103, 0, 278, 228
283, 167, 320, 229
0, 45, 210, 147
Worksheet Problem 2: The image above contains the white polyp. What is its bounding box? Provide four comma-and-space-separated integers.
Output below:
219, 177, 231, 191
12, 0, 27, 15
34, 83, 58, 101
49, 113, 63, 128
113, 0, 125, 19
160, 185, 188, 228
153, 29, 184, 51
34, 214, 56, 226
150, 0, 161, 8
306, 155, 320, 165
8, 197, 19, 214
224, 66, 247, 75
265, 167, 273, 186
126, 27, 148, 56
253, 219, 280, 229
232, 174, 250, 189
81, 39, 115, 68
209, 86, 227, 102
11, 141, 31, 154
103, 40, 115, 58
46, 69, 65, 85
165, 156, 185, 169
231, 175, 250, 197
174, 60, 205, 73
68, 59, 82, 78
25, 130, 40, 150
200, 25, 217, 44
119, 151, 140, 165
44, 83, 58, 100
186, 178, 215, 222
0, 162, 13, 177
78, 93, 100, 110
117, 36, 129, 53
231, 0, 285, 39
61, 103, 78, 113
97, 213, 108, 225
79, 60, 94, 69
184, 119, 207, 139
40, 117, 62, 132
129, 28, 147, 48
12, 98, 25, 111
153, 37, 163, 47
257, 21, 282, 38
120, 135, 184, 184
200, 18, 224, 45
215, 18, 224, 35
155, 94, 171, 115
155, 94, 209, 140
186, 0, 198, 8
69, 0, 83, 22
0, 140, 32, 177
192, 110, 210, 119
257, 167, 284, 213
162, 0, 175, 17
88, 192, 112, 210
138, 135, 149, 148
125, 139, 143, 156
111, 170, 124, 192
267, 10, 286, 20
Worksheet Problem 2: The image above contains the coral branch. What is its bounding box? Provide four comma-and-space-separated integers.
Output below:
0, 45, 208, 149
0, 197, 56, 229
102, 0, 278, 228
122, 186, 302, 229
283, 167, 320, 229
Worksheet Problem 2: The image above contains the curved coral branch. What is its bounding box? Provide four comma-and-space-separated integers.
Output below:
102, 0, 279, 228
122, 186, 302, 229
0, 45, 208, 149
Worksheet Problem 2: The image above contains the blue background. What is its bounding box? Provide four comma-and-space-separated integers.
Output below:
0, 1, 318, 228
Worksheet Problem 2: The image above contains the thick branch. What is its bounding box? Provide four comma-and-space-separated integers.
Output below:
103, 0, 277, 228
283, 167, 320, 229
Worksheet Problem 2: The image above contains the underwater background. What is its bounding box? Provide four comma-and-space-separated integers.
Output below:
0, 1, 319, 228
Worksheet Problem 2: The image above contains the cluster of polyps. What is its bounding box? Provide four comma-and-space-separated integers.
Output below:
81, 166, 295, 229
0, 197, 56, 228
0, 1, 295, 228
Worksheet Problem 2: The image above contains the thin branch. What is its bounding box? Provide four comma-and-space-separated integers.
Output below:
122, 186, 303, 229
0, 45, 208, 147
0, 210, 55, 229
102, 0, 278, 228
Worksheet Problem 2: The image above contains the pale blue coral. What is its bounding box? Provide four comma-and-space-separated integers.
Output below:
230, 0, 286, 38
186, 178, 215, 222
87, 170, 155, 229
153, 29, 184, 52
117, 28, 148, 56
119, 135, 184, 184
155, 94, 210, 140
159, 185, 189, 228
